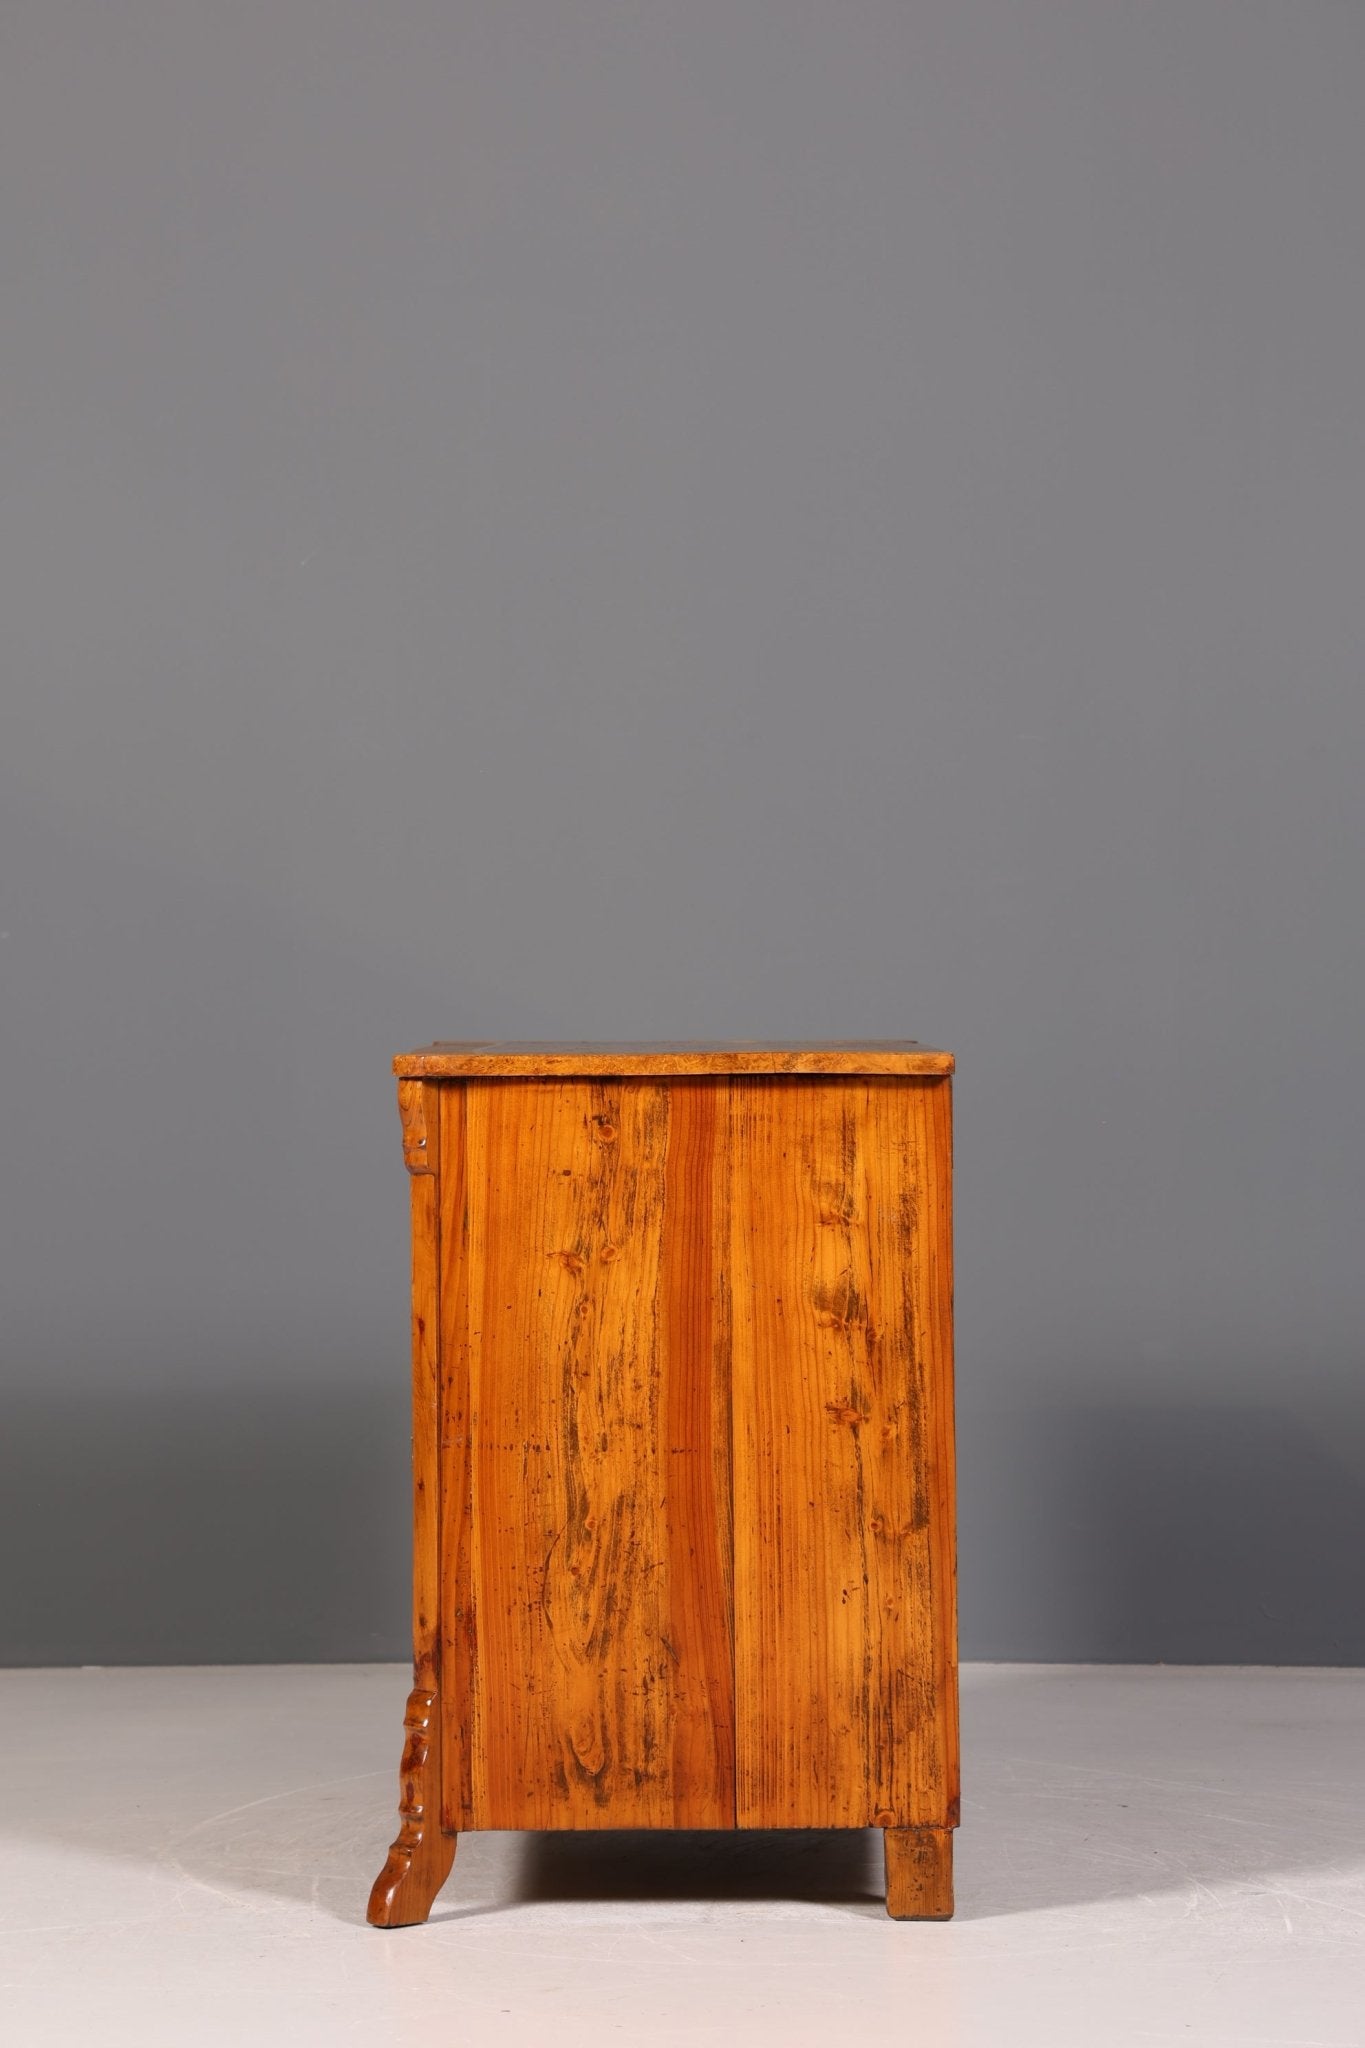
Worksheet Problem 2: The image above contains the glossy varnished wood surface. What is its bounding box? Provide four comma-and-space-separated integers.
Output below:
729, 1077, 957, 1829
395, 1041, 954, 1079
443, 1077, 735, 1829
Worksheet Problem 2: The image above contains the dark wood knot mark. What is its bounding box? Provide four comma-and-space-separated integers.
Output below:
557, 1250, 587, 1275
568, 1714, 607, 1777
812, 1275, 866, 1332
600, 1242, 621, 1263
878, 1396, 911, 1447
825, 1401, 865, 1427
591, 1115, 618, 1143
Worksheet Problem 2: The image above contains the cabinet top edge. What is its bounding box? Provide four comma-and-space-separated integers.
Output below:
394, 1041, 954, 1078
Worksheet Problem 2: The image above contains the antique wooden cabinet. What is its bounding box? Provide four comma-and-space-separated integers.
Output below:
367, 1041, 957, 1923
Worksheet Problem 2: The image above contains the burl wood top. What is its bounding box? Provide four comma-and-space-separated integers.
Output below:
394, 1040, 954, 1078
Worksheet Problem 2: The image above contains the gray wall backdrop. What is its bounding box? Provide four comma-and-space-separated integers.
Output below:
3, 1, 1363, 1667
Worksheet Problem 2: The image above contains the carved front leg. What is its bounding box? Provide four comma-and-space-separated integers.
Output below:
368, 1079, 457, 1927
368, 1685, 456, 1927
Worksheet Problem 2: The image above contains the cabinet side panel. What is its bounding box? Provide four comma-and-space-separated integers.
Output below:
454, 1077, 734, 1828
730, 1077, 957, 1828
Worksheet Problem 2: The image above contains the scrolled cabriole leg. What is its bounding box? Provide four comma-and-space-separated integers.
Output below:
369, 1078, 456, 1928
883, 1825, 954, 1920
367, 1685, 457, 1927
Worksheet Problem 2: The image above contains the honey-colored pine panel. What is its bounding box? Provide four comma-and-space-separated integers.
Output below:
729, 1077, 957, 1829
444, 1077, 734, 1829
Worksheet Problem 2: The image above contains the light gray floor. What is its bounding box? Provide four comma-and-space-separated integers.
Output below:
1, 1663, 1361, 2047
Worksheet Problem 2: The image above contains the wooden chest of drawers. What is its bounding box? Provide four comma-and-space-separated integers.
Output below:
367, 1041, 957, 1922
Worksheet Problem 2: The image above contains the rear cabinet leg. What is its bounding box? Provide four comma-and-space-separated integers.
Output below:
884, 1826, 954, 1920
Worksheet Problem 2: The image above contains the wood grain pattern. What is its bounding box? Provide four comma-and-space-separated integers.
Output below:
728, 1077, 957, 1831
884, 1825, 954, 1920
396, 1042, 953, 1080
368, 1080, 457, 1926
443, 1077, 735, 1829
